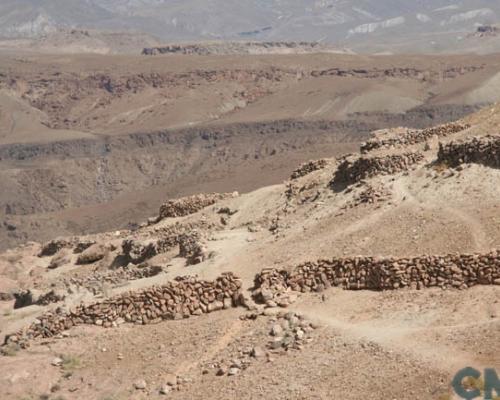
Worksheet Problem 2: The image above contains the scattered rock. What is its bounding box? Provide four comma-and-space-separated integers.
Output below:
159, 384, 172, 395
51, 357, 63, 367
134, 379, 147, 390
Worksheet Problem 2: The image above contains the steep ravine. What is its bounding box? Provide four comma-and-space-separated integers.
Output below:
0, 105, 483, 250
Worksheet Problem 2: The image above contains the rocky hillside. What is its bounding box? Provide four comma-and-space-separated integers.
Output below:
0, 105, 499, 400
2, 51, 499, 249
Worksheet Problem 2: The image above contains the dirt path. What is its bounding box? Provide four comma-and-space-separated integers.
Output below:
293, 302, 487, 374
392, 179, 490, 251
174, 318, 244, 376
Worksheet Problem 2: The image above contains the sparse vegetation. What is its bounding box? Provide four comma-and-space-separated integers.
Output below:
61, 355, 81, 372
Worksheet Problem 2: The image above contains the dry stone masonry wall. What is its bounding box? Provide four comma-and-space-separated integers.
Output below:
4, 273, 242, 347
333, 152, 424, 185
253, 250, 500, 306
290, 159, 329, 180
361, 122, 470, 153
437, 135, 500, 169
158, 193, 231, 220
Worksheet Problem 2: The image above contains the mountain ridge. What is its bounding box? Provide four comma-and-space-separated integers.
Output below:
1, 1, 500, 53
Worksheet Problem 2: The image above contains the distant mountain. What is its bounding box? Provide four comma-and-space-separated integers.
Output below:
0, 0, 499, 52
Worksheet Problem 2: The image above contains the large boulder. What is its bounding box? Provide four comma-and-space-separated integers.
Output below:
76, 243, 108, 265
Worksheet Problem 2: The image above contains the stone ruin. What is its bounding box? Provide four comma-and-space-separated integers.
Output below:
122, 237, 175, 265
252, 250, 500, 307
4, 249, 500, 349
343, 184, 392, 209
437, 135, 500, 169
333, 152, 424, 186
157, 193, 232, 220
361, 122, 470, 153
290, 159, 329, 180
39, 238, 96, 257
4, 273, 242, 347
178, 231, 209, 265
13, 289, 66, 309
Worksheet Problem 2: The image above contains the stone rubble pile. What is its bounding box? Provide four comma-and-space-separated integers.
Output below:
4, 273, 242, 346
253, 250, 500, 303
343, 185, 392, 209
333, 152, 424, 185
361, 123, 470, 153
290, 159, 329, 180
437, 135, 500, 169
178, 231, 209, 265
122, 238, 175, 265
267, 311, 316, 352
158, 193, 232, 220
39, 238, 72, 257
13, 289, 66, 309
252, 269, 297, 308
39, 238, 96, 257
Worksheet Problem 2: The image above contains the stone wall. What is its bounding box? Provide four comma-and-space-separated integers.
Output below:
158, 193, 231, 220
361, 123, 470, 153
333, 152, 424, 185
290, 159, 329, 180
437, 135, 500, 168
4, 273, 242, 347
253, 250, 500, 306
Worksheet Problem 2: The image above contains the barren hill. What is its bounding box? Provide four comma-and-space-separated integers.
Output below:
3, 52, 500, 249
0, 103, 499, 400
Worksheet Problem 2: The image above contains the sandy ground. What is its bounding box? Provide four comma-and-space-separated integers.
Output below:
1, 106, 499, 399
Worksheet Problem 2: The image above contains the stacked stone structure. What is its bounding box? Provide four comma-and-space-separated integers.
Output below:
253, 251, 500, 306
159, 193, 230, 220
290, 159, 329, 179
333, 152, 424, 185
361, 123, 470, 153
4, 273, 242, 346
437, 135, 500, 168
